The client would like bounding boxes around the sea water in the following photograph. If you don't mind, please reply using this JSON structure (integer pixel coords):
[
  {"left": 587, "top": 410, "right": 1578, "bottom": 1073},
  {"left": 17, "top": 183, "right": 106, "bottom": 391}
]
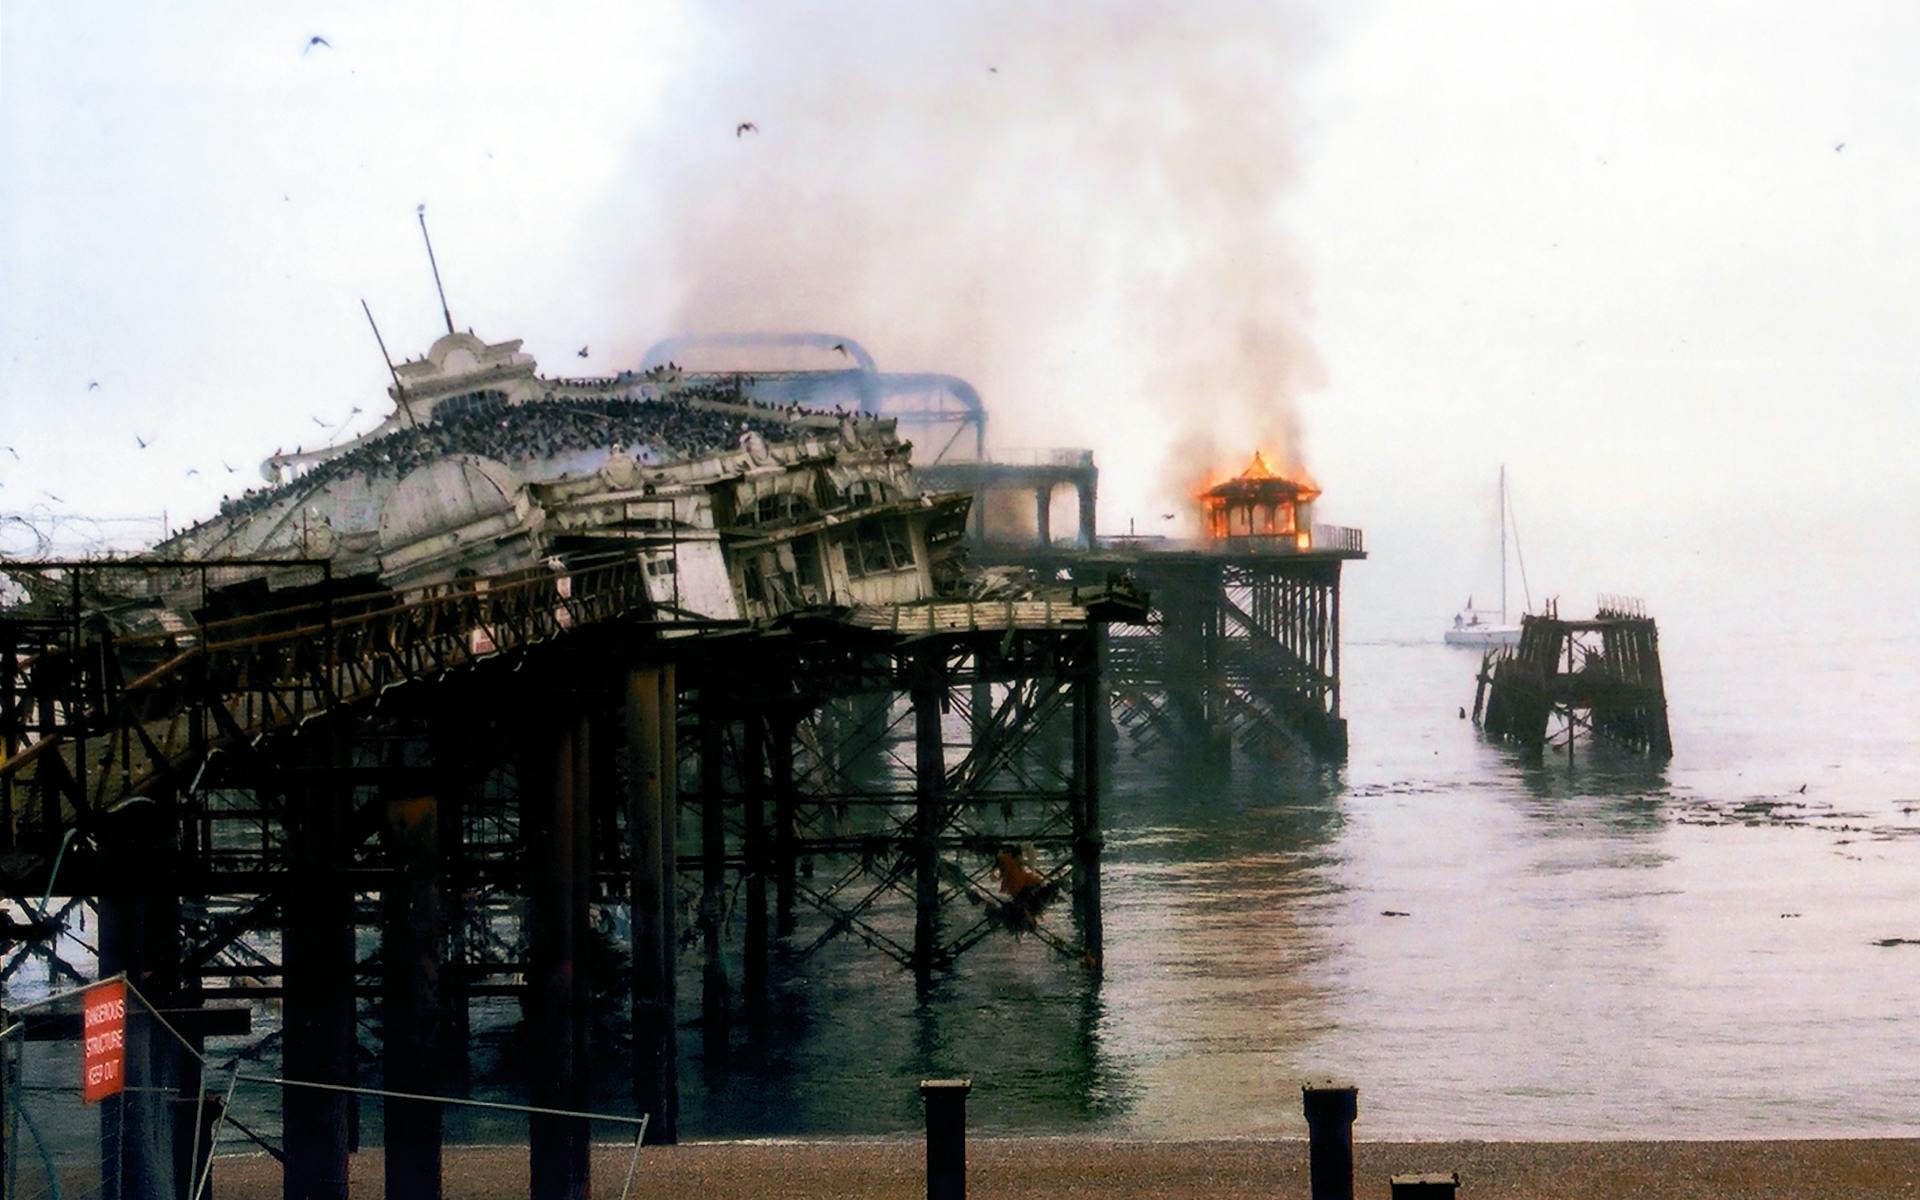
[{"left": 676, "top": 534, "right": 1920, "bottom": 1140}]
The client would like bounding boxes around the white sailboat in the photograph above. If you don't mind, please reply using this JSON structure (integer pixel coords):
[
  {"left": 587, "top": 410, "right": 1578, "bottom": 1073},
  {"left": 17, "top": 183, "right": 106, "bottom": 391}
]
[{"left": 1445, "top": 465, "right": 1526, "bottom": 647}]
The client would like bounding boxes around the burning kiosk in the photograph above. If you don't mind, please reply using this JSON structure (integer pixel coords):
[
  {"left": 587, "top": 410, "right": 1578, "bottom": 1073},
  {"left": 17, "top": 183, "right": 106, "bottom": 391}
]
[{"left": 1200, "top": 451, "right": 1319, "bottom": 550}]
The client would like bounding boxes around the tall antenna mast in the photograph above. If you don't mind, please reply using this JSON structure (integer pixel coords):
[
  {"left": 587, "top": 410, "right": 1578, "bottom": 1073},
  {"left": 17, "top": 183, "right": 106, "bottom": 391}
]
[
  {"left": 361, "top": 299, "right": 417, "bottom": 428},
  {"left": 1499, "top": 464, "right": 1508, "bottom": 624},
  {"left": 416, "top": 204, "right": 455, "bottom": 336}
]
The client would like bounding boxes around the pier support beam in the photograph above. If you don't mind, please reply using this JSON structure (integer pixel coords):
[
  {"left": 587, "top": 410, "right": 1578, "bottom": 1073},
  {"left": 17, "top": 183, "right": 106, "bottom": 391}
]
[
  {"left": 1034, "top": 486, "right": 1052, "bottom": 548},
  {"left": 1069, "top": 642, "right": 1104, "bottom": 972},
  {"left": 626, "top": 666, "right": 678, "bottom": 1143},
  {"left": 381, "top": 788, "right": 443, "bottom": 1200},
  {"left": 741, "top": 711, "right": 769, "bottom": 1009},
  {"left": 770, "top": 710, "right": 798, "bottom": 939},
  {"left": 699, "top": 695, "right": 731, "bottom": 1067},
  {"left": 911, "top": 655, "right": 946, "bottom": 985},
  {"left": 525, "top": 712, "right": 591, "bottom": 1200},
  {"left": 97, "top": 803, "right": 183, "bottom": 1200},
  {"left": 283, "top": 736, "right": 354, "bottom": 1200}
]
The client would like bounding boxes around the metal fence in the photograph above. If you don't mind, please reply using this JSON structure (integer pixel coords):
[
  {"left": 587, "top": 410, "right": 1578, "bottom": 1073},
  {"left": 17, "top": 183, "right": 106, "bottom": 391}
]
[{"left": 2, "top": 974, "right": 651, "bottom": 1200}]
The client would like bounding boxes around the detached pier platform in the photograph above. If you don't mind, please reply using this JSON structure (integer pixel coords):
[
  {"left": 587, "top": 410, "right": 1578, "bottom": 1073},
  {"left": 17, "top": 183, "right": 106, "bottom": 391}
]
[{"left": 1475, "top": 597, "right": 1672, "bottom": 759}]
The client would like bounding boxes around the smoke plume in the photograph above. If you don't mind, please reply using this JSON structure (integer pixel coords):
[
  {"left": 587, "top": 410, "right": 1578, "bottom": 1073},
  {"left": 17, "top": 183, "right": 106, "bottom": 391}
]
[{"left": 610, "top": 1, "right": 1326, "bottom": 528}]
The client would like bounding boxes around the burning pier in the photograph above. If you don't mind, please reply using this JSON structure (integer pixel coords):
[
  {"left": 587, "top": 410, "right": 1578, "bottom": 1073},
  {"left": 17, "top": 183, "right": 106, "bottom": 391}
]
[
  {"left": 0, "top": 327, "right": 1361, "bottom": 1199},
  {"left": 0, "top": 330, "right": 1143, "bottom": 1199},
  {"left": 1473, "top": 596, "right": 1673, "bottom": 760},
  {"left": 983, "top": 452, "right": 1365, "bottom": 760}
]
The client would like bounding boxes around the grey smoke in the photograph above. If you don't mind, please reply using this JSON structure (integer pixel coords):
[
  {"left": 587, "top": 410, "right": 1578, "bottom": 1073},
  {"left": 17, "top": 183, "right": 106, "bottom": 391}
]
[{"left": 610, "top": 1, "right": 1327, "bottom": 523}]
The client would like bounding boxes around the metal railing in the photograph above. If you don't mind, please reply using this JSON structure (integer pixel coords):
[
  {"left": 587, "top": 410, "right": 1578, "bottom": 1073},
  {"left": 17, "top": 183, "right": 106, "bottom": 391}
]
[{"left": 2, "top": 552, "right": 658, "bottom": 834}]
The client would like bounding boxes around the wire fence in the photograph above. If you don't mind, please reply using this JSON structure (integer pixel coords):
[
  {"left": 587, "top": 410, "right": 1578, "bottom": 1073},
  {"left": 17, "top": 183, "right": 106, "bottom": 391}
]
[{"left": 2, "top": 975, "right": 649, "bottom": 1200}]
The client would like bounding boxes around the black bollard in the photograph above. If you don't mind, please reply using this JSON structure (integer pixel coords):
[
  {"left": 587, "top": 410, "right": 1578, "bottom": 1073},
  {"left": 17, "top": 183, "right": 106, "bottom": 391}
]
[
  {"left": 920, "top": 1079, "right": 972, "bottom": 1200},
  {"left": 1301, "top": 1082, "right": 1358, "bottom": 1200},
  {"left": 1390, "top": 1172, "right": 1459, "bottom": 1198}
]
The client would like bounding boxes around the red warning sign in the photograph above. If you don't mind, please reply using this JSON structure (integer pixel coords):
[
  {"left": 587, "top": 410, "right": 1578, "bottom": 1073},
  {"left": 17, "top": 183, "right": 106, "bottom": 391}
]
[{"left": 82, "top": 979, "right": 127, "bottom": 1104}]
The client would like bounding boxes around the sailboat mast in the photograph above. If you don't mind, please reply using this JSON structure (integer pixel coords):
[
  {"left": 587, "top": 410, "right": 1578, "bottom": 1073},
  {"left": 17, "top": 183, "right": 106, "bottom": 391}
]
[{"left": 1499, "top": 464, "right": 1508, "bottom": 623}]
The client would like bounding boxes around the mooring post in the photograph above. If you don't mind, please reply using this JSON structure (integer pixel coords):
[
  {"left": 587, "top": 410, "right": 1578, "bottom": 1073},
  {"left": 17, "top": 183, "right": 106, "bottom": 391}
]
[
  {"left": 741, "top": 710, "right": 769, "bottom": 1008},
  {"left": 626, "top": 666, "right": 678, "bottom": 1142},
  {"left": 920, "top": 1078, "right": 971, "bottom": 1200},
  {"left": 283, "top": 735, "right": 354, "bottom": 1200},
  {"left": 699, "top": 688, "right": 731, "bottom": 1066},
  {"left": 381, "top": 785, "right": 443, "bottom": 1200},
  {"left": 1390, "top": 1172, "right": 1459, "bottom": 1198},
  {"left": 525, "top": 712, "right": 590, "bottom": 1200},
  {"left": 770, "top": 709, "right": 798, "bottom": 939},
  {"left": 1302, "top": 1082, "right": 1359, "bottom": 1200},
  {"left": 911, "top": 654, "right": 946, "bottom": 984}
]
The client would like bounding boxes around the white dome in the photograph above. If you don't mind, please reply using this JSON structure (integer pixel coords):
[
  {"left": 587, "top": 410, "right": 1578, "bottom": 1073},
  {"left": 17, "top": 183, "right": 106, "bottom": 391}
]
[{"left": 377, "top": 455, "right": 525, "bottom": 551}]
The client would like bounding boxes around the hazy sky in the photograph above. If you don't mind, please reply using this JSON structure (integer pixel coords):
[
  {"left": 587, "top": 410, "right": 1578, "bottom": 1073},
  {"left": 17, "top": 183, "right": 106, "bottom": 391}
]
[{"left": 4, "top": 2, "right": 1916, "bottom": 621}]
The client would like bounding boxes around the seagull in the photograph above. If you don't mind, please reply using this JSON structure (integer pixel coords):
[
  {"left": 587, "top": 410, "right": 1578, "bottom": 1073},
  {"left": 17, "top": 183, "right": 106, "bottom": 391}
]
[
  {"left": 312, "top": 416, "right": 329, "bottom": 428},
  {"left": 988, "top": 66, "right": 998, "bottom": 73},
  {"left": 135, "top": 435, "right": 152, "bottom": 449},
  {"left": 44, "top": 491, "right": 63, "bottom": 503},
  {"left": 304, "top": 35, "right": 331, "bottom": 54},
  {"left": 1381, "top": 910, "right": 1411, "bottom": 918},
  {"left": 1795, "top": 783, "right": 1808, "bottom": 794},
  {"left": 223, "top": 461, "right": 237, "bottom": 473},
  {"left": 3, "top": 446, "right": 17, "bottom": 460},
  {"left": 1160, "top": 513, "right": 1175, "bottom": 520},
  {"left": 1834, "top": 142, "right": 1845, "bottom": 153},
  {"left": 87, "top": 381, "right": 100, "bottom": 391},
  {"left": 831, "top": 342, "right": 849, "bottom": 357},
  {"left": 348, "top": 405, "right": 362, "bottom": 415},
  {"left": 735, "top": 122, "right": 758, "bottom": 138},
  {"left": 577, "top": 346, "right": 590, "bottom": 358},
  {"left": 185, "top": 468, "right": 200, "bottom": 477}
]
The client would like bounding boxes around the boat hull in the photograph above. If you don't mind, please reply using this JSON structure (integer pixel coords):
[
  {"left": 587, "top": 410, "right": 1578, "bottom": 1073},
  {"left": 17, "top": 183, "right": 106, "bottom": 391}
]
[{"left": 1444, "top": 625, "right": 1521, "bottom": 648}]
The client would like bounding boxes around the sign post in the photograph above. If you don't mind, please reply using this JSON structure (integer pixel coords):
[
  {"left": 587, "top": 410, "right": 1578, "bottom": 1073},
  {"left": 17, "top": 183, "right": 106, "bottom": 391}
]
[{"left": 82, "top": 979, "right": 127, "bottom": 1105}]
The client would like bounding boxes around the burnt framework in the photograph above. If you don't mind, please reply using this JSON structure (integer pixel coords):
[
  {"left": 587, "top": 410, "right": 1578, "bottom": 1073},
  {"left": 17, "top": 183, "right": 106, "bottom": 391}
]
[
  {"left": 1474, "top": 599, "right": 1672, "bottom": 760},
  {"left": 0, "top": 561, "right": 1130, "bottom": 1199},
  {"left": 989, "top": 547, "right": 1360, "bottom": 761}
]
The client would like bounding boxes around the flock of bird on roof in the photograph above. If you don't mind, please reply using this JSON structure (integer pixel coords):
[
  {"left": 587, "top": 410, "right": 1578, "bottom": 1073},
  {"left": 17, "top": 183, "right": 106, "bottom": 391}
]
[{"left": 191, "top": 387, "right": 825, "bottom": 540}]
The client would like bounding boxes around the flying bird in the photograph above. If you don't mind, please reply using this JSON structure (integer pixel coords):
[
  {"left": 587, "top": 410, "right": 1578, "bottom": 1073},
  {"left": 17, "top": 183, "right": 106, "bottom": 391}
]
[
  {"left": 44, "top": 492, "right": 63, "bottom": 503},
  {"left": 348, "top": 405, "right": 362, "bottom": 415},
  {"left": 577, "top": 346, "right": 590, "bottom": 358},
  {"left": 3, "top": 446, "right": 17, "bottom": 460},
  {"left": 735, "top": 122, "right": 758, "bottom": 137},
  {"left": 312, "top": 415, "right": 330, "bottom": 428},
  {"left": 988, "top": 66, "right": 998, "bottom": 73},
  {"left": 223, "top": 461, "right": 237, "bottom": 473},
  {"left": 135, "top": 435, "right": 152, "bottom": 449},
  {"left": 831, "top": 342, "right": 849, "bottom": 357},
  {"left": 1835, "top": 142, "right": 1846, "bottom": 153},
  {"left": 304, "top": 35, "right": 331, "bottom": 54},
  {"left": 185, "top": 468, "right": 200, "bottom": 477},
  {"left": 87, "top": 381, "right": 100, "bottom": 391},
  {"left": 1160, "top": 513, "right": 1176, "bottom": 520}
]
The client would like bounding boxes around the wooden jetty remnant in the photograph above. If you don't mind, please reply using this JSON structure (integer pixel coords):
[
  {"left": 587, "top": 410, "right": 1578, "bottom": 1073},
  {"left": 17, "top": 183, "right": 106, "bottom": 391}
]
[{"left": 1474, "top": 596, "right": 1672, "bottom": 760}]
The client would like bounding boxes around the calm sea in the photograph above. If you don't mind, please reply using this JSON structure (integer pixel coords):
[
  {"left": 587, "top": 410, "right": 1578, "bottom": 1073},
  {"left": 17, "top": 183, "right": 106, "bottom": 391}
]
[{"left": 675, "top": 537, "right": 1920, "bottom": 1141}]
